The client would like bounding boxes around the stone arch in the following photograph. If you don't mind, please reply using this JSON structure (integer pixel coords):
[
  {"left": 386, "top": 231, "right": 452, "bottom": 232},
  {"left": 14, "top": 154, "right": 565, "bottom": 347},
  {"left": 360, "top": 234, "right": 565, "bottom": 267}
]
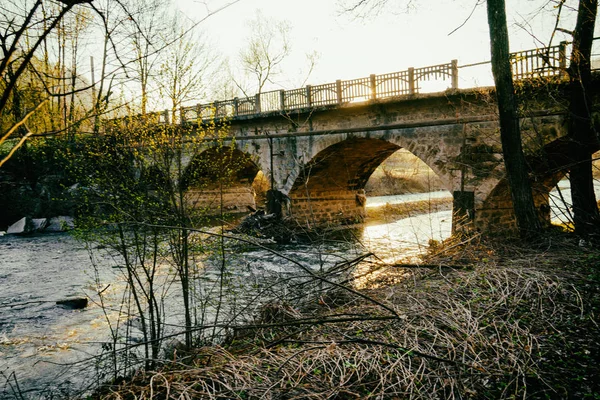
[
  {"left": 476, "top": 135, "right": 580, "bottom": 233},
  {"left": 181, "top": 146, "right": 261, "bottom": 213},
  {"left": 288, "top": 136, "right": 451, "bottom": 226},
  {"left": 478, "top": 172, "right": 565, "bottom": 232},
  {"left": 281, "top": 128, "right": 458, "bottom": 196}
]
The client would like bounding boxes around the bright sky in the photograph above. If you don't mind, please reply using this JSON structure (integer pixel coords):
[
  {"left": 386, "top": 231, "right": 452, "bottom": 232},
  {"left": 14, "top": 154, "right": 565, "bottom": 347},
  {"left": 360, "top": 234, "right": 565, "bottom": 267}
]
[{"left": 170, "top": 0, "right": 598, "bottom": 96}]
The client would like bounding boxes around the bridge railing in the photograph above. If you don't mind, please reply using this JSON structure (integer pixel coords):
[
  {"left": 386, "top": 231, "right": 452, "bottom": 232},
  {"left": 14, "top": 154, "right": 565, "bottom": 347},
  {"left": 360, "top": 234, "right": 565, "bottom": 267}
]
[
  {"left": 509, "top": 41, "right": 568, "bottom": 80},
  {"left": 115, "top": 40, "right": 598, "bottom": 128},
  {"left": 178, "top": 60, "right": 460, "bottom": 124}
]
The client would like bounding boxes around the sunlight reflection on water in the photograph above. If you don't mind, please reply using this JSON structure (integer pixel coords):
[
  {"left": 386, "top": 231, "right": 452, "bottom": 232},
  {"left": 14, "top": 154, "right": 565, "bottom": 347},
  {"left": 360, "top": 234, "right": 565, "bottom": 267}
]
[{"left": 362, "top": 210, "right": 453, "bottom": 264}]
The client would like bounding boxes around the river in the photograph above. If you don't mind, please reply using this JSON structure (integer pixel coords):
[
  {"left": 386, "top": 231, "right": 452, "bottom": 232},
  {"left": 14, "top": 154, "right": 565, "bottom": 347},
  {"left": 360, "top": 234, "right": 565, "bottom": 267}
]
[{"left": 0, "top": 183, "right": 588, "bottom": 399}]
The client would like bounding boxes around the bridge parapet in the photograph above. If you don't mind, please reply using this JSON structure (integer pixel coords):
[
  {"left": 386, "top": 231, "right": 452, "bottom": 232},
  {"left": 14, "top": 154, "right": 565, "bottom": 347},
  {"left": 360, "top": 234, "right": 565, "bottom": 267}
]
[{"left": 181, "top": 61, "right": 458, "bottom": 123}]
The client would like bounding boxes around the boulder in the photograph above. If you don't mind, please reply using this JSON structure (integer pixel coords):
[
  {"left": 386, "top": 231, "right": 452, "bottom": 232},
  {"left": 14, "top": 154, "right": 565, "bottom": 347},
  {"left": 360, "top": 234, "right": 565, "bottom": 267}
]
[
  {"left": 45, "top": 216, "right": 75, "bottom": 232},
  {"left": 31, "top": 218, "right": 47, "bottom": 232},
  {"left": 56, "top": 297, "right": 88, "bottom": 309},
  {"left": 6, "top": 217, "right": 33, "bottom": 235}
]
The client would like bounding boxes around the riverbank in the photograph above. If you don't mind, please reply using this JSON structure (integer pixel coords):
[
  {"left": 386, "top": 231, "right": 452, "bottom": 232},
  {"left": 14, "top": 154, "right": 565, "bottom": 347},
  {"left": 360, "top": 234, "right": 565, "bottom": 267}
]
[
  {"left": 91, "top": 232, "right": 600, "bottom": 399},
  {"left": 366, "top": 197, "right": 452, "bottom": 225}
]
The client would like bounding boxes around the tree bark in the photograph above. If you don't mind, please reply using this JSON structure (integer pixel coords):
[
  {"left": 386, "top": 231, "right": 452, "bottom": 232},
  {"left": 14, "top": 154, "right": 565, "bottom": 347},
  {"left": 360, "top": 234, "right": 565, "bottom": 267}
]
[
  {"left": 486, "top": 0, "right": 542, "bottom": 237},
  {"left": 567, "top": 0, "right": 599, "bottom": 235}
]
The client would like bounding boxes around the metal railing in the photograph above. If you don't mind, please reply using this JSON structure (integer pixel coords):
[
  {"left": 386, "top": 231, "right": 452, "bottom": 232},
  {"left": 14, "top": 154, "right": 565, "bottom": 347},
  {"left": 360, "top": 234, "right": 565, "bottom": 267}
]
[{"left": 110, "top": 40, "right": 598, "bottom": 129}]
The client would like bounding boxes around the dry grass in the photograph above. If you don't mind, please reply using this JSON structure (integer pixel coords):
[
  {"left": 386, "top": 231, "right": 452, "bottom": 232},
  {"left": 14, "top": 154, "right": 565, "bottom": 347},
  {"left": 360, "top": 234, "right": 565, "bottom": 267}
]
[{"left": 94, "top": 235, "right": 600, "bottom": 399}]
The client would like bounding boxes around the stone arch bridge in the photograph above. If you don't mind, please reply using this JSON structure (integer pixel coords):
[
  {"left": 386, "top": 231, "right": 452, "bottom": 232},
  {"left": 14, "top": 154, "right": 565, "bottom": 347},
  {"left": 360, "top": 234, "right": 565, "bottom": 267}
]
[{"left": 112, "top": 42, "right": 600, "bottom": 233}]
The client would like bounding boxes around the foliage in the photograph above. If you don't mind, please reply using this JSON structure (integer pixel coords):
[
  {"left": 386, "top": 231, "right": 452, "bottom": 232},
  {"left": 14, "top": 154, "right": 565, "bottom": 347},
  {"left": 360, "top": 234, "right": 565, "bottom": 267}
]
[{"left": 68, "top": 118, "right": 262, "bottom": 379}]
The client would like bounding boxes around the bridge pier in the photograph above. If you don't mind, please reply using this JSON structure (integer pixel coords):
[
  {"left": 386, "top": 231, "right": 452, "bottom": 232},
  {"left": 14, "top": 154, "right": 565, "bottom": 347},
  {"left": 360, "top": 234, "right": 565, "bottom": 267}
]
[
  {"left": 289, "top": 188, "right": 367, "bottom": 227},
  {"left": 452, "top": 191, "right": 475, "bottom": 233}
]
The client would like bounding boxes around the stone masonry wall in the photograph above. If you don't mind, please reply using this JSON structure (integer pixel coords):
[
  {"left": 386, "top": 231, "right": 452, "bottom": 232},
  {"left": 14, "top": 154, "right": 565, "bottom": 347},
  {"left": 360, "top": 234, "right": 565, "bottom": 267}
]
[
  {"left": 289, "top": 189, "right": 366, "bottom": 228},
  {"left": 185, "top": 186, "right": 255, "bottom": 214},
  {"left": 474, "top": 181, "right": 553, "bottom": 233},
  {"left": 191, "top": 80, "right": 600, "bottom": 233}
]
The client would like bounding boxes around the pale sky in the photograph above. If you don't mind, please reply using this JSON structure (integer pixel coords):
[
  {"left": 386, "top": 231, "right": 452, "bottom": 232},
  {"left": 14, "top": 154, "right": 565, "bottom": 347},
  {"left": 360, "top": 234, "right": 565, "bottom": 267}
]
[{"left": 171, "top": 0, "right": 598, "bottom": 97}]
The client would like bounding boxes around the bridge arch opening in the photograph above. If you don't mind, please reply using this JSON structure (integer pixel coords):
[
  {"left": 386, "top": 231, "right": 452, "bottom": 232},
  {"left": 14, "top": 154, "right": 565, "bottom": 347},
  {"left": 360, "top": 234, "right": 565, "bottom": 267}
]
[
  {"left": 478, "top": 172, "right": 566, "bottom": 233},
  {"left": 288, "top": 137, "right": 451, "bottom": 227},
  {"left": 365, "top": 148, "right": 446, "bottom": 196},
  {"left": 181, "top": 147, "right": 261, "bottom": 213},
  {"left": 477, "top": 137, "right": 600, "bottom": 233}
]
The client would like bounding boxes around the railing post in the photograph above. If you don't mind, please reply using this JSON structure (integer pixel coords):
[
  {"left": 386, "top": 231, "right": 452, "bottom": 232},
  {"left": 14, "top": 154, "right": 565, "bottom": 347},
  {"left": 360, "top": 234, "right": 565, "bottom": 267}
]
[
  {"left": 254, "top": 93, "right": 261, "bottom": 113},
  {"left": 336, "top": 80, "right": 343, "bottom": 104},
  {"left": 408, "top": 67, "right": 415, "bottom": 94},
  {"left": 306, "top": 85, "right": 312, "bottom": 107},
  {"left": 196, "top": 103, "right": 202, "bottom": 123},
  {"left": 451, "top": 60, "right": 459, "bottom": 90},
  {"left": 233, "top": 98, "right": 239, "bottom": 116},
  {"left": 164, "top": 109, "right": 170, "bottom": 124},
  {"left": 213, "top": 101, "right": 219, "bottom": 118},
  {"left": 559, "top": 41, "right": 568, "bottom": 77},
  {"left": 370, "top": 74, "right": 377, "bottom": 100},
  {"left": 279, "top": 90, "right": 286, "bottom": 111}
]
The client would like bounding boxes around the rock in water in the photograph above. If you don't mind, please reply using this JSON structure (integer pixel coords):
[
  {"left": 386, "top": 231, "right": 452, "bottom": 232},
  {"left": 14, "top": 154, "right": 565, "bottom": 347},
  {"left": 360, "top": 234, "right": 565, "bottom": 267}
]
[
  {"left": 6, "top": 217, "right": 33, "bottom": 235},
  {"left": 45, "top": 216, "right": 75, "bottom": 232},
  {"left": 56, "top": 297, "right": 88, "bottom": 309},
  {"left": 31, "top": 218, "right": 47, "bottom": 232}
]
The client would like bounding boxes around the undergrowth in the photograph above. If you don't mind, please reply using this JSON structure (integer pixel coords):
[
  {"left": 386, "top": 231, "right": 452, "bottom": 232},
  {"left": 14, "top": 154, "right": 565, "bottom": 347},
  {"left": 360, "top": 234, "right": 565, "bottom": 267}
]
[{"left": 92, "top": 234, "right": 600, "bottom": 399}]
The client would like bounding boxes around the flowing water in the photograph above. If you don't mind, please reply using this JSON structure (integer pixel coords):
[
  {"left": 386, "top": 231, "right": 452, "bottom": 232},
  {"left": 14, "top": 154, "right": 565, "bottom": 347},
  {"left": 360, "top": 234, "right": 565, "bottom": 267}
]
[{"left": 0, "top": 190, "right": 480, "bottom": 398}]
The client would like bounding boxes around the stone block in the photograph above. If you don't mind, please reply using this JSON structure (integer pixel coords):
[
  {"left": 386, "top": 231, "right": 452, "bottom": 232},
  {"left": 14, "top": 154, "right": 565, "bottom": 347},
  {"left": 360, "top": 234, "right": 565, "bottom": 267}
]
[{"left": 7, "top": 217, "right": 33, "bottom": 235}]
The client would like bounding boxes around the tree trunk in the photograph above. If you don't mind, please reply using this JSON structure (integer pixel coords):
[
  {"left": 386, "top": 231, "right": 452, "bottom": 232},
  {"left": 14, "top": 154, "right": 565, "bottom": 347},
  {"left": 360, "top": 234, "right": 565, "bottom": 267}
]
[
  {"left": 568, "top": 0, "right": 599, "bottom": 235},
  {"left": 486, "top": 0, "right": 542, "bottom": 237}
]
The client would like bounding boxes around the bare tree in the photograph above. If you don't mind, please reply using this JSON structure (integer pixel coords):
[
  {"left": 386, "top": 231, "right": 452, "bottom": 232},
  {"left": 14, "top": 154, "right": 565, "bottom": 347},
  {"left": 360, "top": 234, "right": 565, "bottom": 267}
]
[
  {"left": 88, "top": 0, "right": 131, "bottom": 134},
  {"left": 339, "top": 0, "right": 417, "bottom": 18},
  {"left": 157, "top": 12, "right": 219, "bottom": 122},
  {"left": 486, "top": 0, "right": 542, "bottom": 237},
  {"left": 0, "top": 0, "right": 95, "bottom": 167},
  {"left": 564, "top": 0, "right": 600, "bottom": 235},
  {"left": 235, "top": 12, "right": 291, "bottom": 95},
  {"left": 126, "top": 0, "right": 168, "bottom": 115}
]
